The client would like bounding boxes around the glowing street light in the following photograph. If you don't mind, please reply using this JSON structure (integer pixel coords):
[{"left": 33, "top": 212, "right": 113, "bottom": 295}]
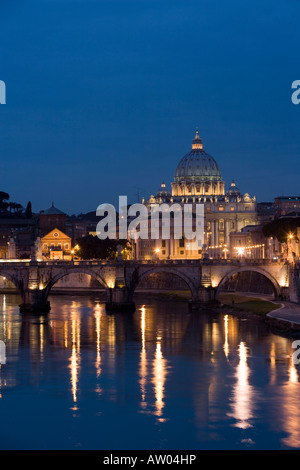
[
  {"left": 237, "top": 247, "right": 245, "bottom": 257},
  {"left": 287, "top": 233, "right": 295, "bottom": 262}
]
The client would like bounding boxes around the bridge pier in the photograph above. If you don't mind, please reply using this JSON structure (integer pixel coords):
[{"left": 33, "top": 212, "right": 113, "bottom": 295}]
[
  {"left": 106, "top": 268, "right": 136, "bottom": 312},
  {"left": 19, "top": 289, "right": 51, "bottom": 314},
  {"left": 189, "top": 286, "right": 218, "bottom": 310}
]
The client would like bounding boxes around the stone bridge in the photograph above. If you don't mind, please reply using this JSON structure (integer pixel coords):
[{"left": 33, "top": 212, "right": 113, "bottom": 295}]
[{"left": 0, "top": 258, "right": 292, "bottom": 313}]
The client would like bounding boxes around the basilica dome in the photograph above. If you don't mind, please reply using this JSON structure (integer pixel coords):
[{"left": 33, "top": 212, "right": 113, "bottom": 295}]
[{"left": 174, "top": 131, "right": 222, "bottom": 183}]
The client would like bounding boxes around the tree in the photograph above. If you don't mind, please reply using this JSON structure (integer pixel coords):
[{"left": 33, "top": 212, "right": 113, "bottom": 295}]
[
  {"left": 14, "top": 203, "right": 23, "bottom": 214},
  {"left": 76, "top": 235, "right": 131, "bottom": 260},
  {"left": 262, "top": 217, "right": 300, "bottom": 243},
  {"left": 25, "top": 201, "right": 32, "bottom": 219},
  {"left": 9, "top": 202, "right": 17, "bottom": 213},
  {"left": 0, "top": 191, "right": 9, "bottom": 212}
]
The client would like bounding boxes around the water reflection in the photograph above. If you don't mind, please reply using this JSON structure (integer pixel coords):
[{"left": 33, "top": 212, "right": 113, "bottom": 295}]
[
  {"left": 279, "top": 359, "right": 300, "bottom": 448},
  {"left": 0, "top": 295, "right": 300, "bottom": 449},
  {"left": 139, "top": 306, "right": 169, "bottom": 420},
  {"left": 228, "top": 342, "right": 256, "bottom": 430},
  {"left": 153, "top": 336, "right": 168, "bottom": 419},
  {"left": 139, "top": 306, "right": 147, "bottom": 407},
  {"left": 223, "top": 315, "right": 229, "bottom": 359},
  {"left": 69, "top": 306, "right": 81, "bottom": 409},
  {"left": 95, "top": 303, "right": 102, "bottom": 380}
]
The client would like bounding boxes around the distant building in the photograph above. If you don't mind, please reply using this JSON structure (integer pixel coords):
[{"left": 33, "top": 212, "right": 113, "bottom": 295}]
[
  {"left": 274, "top": 197, "right": 300, "bottom": 217},
  {"left": 229, "top": 231, "right": 251, "bottom": 258},
  {"left": 0, "top": 217, "right": 38, "bottom": 259},
  {"left": 257, "top": 202, "right": 275, "bottom": 223},
  {"left": 229, "top": 224, "right": 284, "bottom": 260},
  {"left": 39, "top": 203, "right": 66, "bottom": 236},
  {"left": 41, "top": 228, "right": 72, "bottom": 260},
  {"left": 66, "top": 219, "right": 87, "bottom": 245}
]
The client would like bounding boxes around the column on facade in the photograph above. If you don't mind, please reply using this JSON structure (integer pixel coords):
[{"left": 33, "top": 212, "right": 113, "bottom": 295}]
[
  {"left": 225, "top": 219, "right": 230, "bottom": 248},
  {"left": 214, "top": 220, "right": 219, "bottom": 248},
  {"left": 211, "top": 219, "right": 215, "bottom": 248}
]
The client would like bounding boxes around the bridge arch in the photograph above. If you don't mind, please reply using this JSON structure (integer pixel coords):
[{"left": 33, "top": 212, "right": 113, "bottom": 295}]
[
  {"left": 0, "top": 270, "right": 22, "bottom": 296},
  {"left": 129, "top": 267, "right": 199, "bottom": 301},
  {"left": 43, "top": 268, "right": 110, "bottom": 299},
  {"left": 215, "top": 266, "right": 281, "bottom": 300}
]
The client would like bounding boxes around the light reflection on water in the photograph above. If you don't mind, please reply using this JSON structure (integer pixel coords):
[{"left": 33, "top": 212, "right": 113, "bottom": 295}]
[
  {"left": 0, "top": 294, "right": 300, "bottom": 450},
  {"left": 228, "top": 341, "right": 256, "bottom": 430}
]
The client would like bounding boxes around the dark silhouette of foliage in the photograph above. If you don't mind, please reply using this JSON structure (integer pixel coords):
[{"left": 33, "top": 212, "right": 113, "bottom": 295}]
[
  {"left": 76, "top": 235, "right": 131, "bottom": 260},
  {"left": 0, "top": 191, "right": 9, "bottom": 212},
  {"left": 25, "top": 201, "right": 32, "bottom": 218},
  {"left": 262, "top": 217, "right": 300, "bottom": 243}
]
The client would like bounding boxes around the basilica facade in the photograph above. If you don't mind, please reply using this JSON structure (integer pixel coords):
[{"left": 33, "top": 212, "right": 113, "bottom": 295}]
[{"left": 137, "top": 131, "right": 258, "bottom": 260}]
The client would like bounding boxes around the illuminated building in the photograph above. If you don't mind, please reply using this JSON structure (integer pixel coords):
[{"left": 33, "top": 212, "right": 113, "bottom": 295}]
[
  {"left": 41, "top": 228, "right": 72, "bottom": 260},
  {"left": 274, "top": 196, "right": 300, "bottom": 217},
  {"left": 139, "top": 131, "right": 258, "bottom": 259}
]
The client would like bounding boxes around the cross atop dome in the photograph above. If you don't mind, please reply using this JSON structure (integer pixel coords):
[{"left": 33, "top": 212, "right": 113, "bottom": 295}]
[{"left": 192, "top": 129, "right": 203, "bottom": 150}]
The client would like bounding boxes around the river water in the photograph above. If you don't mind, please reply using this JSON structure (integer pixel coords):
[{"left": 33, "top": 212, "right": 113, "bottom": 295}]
[{"left": 0, "top": 293, "right": 299, "bottom": 450}]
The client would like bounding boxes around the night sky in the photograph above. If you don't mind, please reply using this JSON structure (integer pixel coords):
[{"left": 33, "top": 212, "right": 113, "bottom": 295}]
[{"left": 0, "top": 0, "right": 300, "bottom": 215}]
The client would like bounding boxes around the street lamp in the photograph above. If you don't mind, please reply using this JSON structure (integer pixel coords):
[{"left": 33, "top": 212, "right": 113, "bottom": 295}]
[{"left": 287, "top": 233, "right": 294, "bottom": 261}]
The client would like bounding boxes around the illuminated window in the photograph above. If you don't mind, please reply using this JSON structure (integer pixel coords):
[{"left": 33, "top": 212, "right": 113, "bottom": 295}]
[
  {"left": 219, "top": 206, "right": 224, "bottom": 212},
  {"left": 231, "top": 206, "right": 235, "bottom": 211},
  {"left": 64, "top": 243, "right": 69, "bottom": 250}
]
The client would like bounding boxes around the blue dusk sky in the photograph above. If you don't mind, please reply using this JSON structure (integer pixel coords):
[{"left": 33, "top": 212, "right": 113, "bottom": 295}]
[{"left": 0, "top": 0, "right": 300, "bottom": 214}]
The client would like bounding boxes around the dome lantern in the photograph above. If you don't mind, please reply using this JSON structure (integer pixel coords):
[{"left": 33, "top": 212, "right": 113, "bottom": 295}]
[
  {"left": 192, "top": 129, "right": 203, "bottom": 150},
  {"left": 174, "top": 131, "right": 222, "bottom": 184}
]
